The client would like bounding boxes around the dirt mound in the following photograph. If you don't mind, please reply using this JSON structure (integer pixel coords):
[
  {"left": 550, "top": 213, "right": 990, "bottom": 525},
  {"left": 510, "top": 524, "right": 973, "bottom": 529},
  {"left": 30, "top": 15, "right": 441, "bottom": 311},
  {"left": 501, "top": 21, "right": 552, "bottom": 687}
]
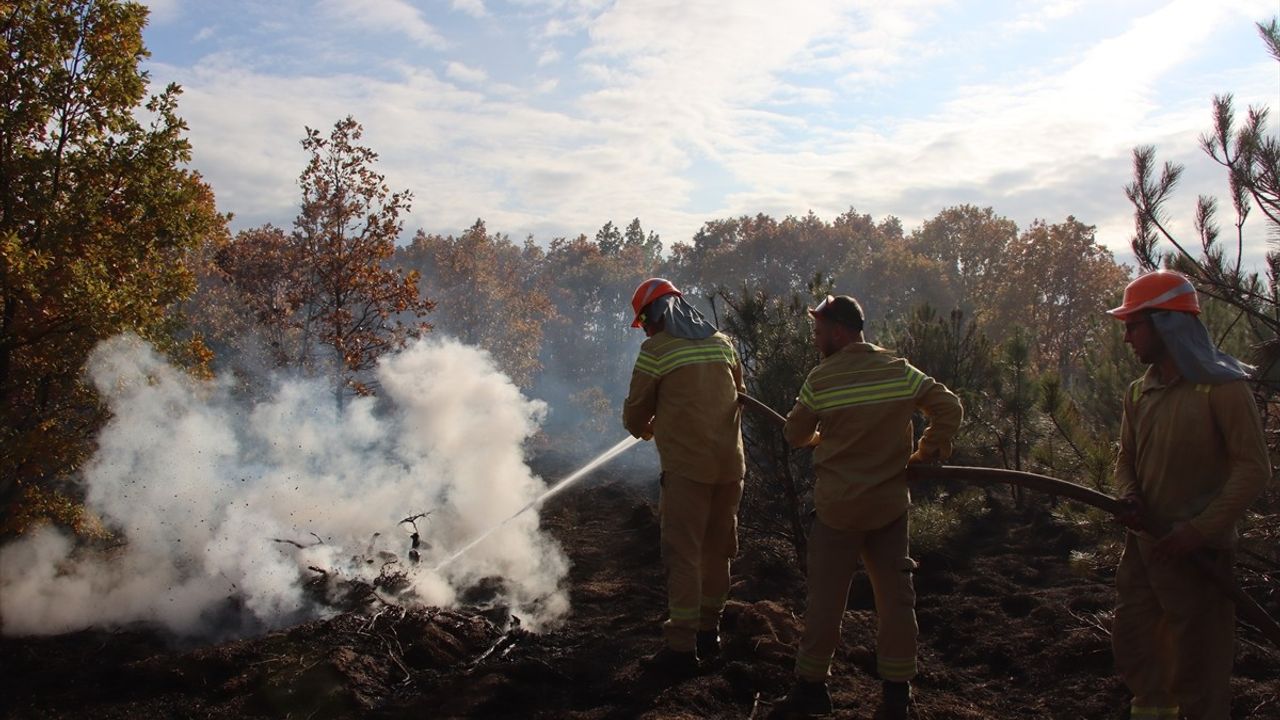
[{"left": 3, "top": 476, "right": 1278, "bottom": 719}]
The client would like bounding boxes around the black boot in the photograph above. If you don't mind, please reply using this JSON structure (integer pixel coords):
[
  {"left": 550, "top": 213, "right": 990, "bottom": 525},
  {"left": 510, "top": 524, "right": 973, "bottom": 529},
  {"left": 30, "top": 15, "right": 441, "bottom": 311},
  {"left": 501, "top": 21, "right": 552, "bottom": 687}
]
[
  {"left": 874, "top": 680, "right": 911, "bottom": 720},
  {"left": 640, "top": 647, "right": 700, "bottom": 680},
  {"left": 770, "top": 679, "right": 833, "bottom": 718},
  {"left": 696, "top": 630, "right": 721, "bottom": 660}
]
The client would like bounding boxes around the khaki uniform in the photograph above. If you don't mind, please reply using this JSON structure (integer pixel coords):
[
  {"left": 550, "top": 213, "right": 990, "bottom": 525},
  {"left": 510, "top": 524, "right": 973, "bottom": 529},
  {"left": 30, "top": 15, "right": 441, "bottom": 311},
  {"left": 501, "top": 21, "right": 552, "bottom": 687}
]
[
  {"left": 1112, "top": 370, "right": 1270, "bottom": 720},
  {"left": 623, "top": 331, "right": 746, "bottom": 652},
  {"left": 784, "top": 343, "right": 962, "bottom": 681}
]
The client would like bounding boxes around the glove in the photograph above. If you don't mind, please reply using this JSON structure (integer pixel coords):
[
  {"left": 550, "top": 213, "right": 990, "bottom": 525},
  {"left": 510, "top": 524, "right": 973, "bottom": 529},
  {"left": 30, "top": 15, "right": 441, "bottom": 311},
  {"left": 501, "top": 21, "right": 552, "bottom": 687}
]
[
  {"left": 908, "top": 447, "right": 939, "bottom": 465},
  {"left": 1115, "top": 493, "right": 1146, "bottom": 532}
]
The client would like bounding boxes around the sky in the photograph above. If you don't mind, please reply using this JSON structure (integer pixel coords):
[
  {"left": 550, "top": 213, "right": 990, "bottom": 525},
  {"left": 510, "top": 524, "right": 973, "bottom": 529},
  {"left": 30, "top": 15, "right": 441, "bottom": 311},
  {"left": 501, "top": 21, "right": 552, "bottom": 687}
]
[{"left": 138, "top": 0, "right": 1279, "bottom": 264}]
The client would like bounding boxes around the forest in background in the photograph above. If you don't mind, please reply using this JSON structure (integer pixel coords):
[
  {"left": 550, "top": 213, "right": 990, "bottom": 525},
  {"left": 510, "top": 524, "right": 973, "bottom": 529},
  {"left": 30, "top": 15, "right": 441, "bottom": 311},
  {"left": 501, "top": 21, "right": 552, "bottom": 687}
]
[{"left": 3, "top": 3, "right": 1278, "bottom": 569}]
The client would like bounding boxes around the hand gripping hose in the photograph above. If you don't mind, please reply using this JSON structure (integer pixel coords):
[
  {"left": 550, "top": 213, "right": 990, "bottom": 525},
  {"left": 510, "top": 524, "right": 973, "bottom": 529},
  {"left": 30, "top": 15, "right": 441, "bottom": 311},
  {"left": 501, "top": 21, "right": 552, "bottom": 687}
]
[{"left": 738, "top": 393, "right": 1280, "bottom": 649}]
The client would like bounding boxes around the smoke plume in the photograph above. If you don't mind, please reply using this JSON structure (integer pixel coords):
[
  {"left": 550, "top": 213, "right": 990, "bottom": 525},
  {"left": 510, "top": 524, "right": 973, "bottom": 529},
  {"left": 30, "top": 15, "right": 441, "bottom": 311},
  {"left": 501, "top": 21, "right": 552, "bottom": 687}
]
[{"left": 1, "top": 335, "right": 571, "bottom": 636}]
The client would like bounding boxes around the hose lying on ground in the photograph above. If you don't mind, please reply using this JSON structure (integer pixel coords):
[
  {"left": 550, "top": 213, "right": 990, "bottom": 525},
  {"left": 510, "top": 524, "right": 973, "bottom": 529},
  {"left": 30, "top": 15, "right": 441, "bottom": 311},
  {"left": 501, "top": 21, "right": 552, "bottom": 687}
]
[{"left": 738, "top": 393, "right": 1280, "bottom": 649}]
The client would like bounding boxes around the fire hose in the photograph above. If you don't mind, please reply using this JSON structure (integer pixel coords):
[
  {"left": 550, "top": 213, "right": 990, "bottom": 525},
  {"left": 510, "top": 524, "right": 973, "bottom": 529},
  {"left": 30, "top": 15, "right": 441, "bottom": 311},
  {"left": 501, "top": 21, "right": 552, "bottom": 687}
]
[{"left": 738, "top": 392, "right": 1280, "bottom": 649}]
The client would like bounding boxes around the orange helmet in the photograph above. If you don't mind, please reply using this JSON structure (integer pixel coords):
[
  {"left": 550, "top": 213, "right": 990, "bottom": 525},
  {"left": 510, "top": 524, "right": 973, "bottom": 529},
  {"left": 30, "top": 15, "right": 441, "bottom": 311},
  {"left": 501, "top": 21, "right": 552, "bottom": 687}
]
[
  {"left": 630, "top": 278, "right": 681, "bottom": 328},
  {"left": 1107, "top": 270, "right": 1200, "bottom": 319}
]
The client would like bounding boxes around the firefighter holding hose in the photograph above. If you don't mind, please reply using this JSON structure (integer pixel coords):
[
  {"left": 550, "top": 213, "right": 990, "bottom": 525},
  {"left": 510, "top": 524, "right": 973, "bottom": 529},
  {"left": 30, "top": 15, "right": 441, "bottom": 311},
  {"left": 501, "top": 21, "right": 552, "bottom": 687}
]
[
  {"left": 776, "top": 294, "right": 963, "bottom": 719},
  {"left": 1107, "top": 270, "right": 1271, "bottom": 720},
  {"left": 622, "top": 278, "right": 746, "bottom": 677}
]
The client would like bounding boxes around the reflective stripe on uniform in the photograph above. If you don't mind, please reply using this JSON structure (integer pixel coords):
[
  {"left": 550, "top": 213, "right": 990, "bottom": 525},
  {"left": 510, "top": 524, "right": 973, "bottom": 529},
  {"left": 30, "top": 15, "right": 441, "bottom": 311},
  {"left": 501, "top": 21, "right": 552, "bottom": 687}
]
[
  {"left": 668, "top": 604, "right": 701, "bottom": 622},
  {"left": 700, "top": 593, "right": 728, "bottom": 611},
  {"left": 634, "top": 344, "right": 736, "bottom": 378},
  {"left": 876, "top": 655, "right": 916, "bottom": 681},
  {"left": 795, "top": 652, "right": 833, "bottom": 678},
  {"left": 799, "top": 367, "right": 925, "bottom": 411}
]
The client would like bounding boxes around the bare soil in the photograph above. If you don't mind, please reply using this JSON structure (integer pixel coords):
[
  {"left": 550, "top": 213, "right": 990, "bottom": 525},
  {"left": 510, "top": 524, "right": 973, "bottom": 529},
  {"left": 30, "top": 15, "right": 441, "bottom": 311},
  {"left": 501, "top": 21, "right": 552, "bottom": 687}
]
[{"left": 3, "top": 476, "right": 1278, "bottom": 719}]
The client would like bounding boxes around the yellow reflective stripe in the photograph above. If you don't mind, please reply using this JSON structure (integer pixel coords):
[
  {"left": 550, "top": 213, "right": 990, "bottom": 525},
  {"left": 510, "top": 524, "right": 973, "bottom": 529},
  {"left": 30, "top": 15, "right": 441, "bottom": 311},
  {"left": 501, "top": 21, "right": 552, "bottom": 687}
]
[
  {"left": 804, "top": 368, "right": 925, "bottom": 411},
  {"left": 668, "top": 605, "right": 700, "bottom": 621},
  {"left": 1195, "top": 384, "right": 1210, "bottom": 393},
  {"left": 635, "top": 344, "right": 734, "bottom": 378},
  {"left": 795, "top": 652, "right": 832, "bottom": 676},
  {"left": 700, "top": 593, "right": 728, "bottom": 610},
  {"left": 877, "top": 656, "right": 916, "bottom": 680}
]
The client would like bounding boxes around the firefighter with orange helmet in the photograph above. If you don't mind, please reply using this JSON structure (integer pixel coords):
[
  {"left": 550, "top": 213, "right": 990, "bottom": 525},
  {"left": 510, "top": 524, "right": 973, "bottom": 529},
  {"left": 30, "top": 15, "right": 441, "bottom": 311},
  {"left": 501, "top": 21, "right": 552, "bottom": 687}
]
[
  {"left": 622, "top": 278, "right": 746, "bottom": 677},
  {"left": 1107, "top": 270, "right": 1270, "bottom": 720}
]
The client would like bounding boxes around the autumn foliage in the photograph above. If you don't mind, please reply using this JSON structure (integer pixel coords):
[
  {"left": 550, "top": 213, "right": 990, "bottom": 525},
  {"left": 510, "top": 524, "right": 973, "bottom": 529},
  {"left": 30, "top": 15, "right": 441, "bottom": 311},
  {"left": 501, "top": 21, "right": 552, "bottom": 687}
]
[
  {"left": 4, "top": 2, "right": 1276, "bottom": 557},
  {"left": 0, "top": 0, "right": 224, "bottom": 530}
]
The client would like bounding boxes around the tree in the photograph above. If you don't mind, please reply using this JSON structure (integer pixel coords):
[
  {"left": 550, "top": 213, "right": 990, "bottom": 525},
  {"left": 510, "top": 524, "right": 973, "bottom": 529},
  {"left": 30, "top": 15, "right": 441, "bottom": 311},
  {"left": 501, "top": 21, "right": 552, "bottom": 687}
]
[
  {"left": 716, "top": 283, "right": 821, "bottom": 565},
  {"left": 1126, "top": 18, "right": 1280, "bottom": 382},
  {"left": 0, "top": 0, "right": 224, "bottom": 531},
  {"left": 595, "top": 220, "right": 623, "bottom": 255},
  {"left": 528, "top": 232, "right": 661, "bottom": 449},
  {"left": 399, "top": 219, "right": 551, "bottom": 387},
  {"left": 907, "top": 205, "right": 1019, "bottom": 315},
  {"left": 984, "top": 218, "right": 1129, "bottom": 378},
  {"left": 991, "top": 330, "right": 1040, "bottom": 506},
  {"left": 290, "top": 116, "right": 433, "bottom": 406},
  {"left": 623, "top": 217, "right": 662, "bottom": 264},
  {"left": 878, "top": 304, "right": 993, "bottom": 400},
  {"left": 178, "top": 223, "right": 305, "bottom": 390},
  {"left": 212, "top": 226, "right": 301, "bottom": 363},
  {"left": 1037, "top": 373, "right": 1116, "bottom": 492}
]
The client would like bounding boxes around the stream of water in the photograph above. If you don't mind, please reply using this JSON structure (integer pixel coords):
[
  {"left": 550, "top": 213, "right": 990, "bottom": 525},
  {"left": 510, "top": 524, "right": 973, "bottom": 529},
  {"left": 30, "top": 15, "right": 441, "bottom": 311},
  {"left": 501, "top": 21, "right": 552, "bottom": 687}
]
[{"left": 433, "top": 435, "right": 642, "bottom": 571}]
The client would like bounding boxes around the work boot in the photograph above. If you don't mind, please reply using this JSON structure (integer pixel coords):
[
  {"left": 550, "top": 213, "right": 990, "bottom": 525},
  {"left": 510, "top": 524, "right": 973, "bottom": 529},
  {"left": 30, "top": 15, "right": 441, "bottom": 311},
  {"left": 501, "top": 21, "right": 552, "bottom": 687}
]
[
  {"left": 874, "top": 680, "right": 911, "bottom": 720},
  {"left": 770, "top": 679, "right": 833, "bottom": 717},
  {"left": 696, "top": 630, "right": 721, "bottom": 660},
  {"left": 640, "top": 647, "right": 700, "bottom": 680}
]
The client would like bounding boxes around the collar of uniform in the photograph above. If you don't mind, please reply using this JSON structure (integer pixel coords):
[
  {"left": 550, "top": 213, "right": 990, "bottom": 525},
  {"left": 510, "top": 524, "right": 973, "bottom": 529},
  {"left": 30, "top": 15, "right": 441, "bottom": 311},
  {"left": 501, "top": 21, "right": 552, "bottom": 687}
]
[
  {"left": 838, "top": 341, "right": 884, "bottom": 355},
  {"left": 1139, "top": 365, "right": 1183, "bottom": 392}
]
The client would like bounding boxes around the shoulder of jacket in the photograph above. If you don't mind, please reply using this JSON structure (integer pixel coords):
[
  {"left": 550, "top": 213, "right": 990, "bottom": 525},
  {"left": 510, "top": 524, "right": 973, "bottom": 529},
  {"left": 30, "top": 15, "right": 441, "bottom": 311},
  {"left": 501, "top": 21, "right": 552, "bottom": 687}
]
[
  {"left": 639, "top": 332, "right": 679, "bottom": 354},
  {"left": 1205, "top": 378, "right": 1253, "bottom": 400}
]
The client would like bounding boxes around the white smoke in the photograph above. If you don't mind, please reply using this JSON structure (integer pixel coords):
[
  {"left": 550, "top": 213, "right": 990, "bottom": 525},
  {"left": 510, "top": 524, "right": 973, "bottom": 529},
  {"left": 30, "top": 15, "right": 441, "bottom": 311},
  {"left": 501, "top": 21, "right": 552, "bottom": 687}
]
[{"left": 0, "top": 334, "right": 572, "bottom": 636}]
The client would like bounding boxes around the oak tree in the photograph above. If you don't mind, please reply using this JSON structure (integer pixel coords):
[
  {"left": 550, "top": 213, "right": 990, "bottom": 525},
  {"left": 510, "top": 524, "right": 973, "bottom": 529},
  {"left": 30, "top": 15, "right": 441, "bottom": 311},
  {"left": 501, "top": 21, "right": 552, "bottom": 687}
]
[
  {"left": 289, "top": 117, "right": 433, "bottom": 406},
  {"left": 0, "top": 0, "right": 224, "bottom": 531}
]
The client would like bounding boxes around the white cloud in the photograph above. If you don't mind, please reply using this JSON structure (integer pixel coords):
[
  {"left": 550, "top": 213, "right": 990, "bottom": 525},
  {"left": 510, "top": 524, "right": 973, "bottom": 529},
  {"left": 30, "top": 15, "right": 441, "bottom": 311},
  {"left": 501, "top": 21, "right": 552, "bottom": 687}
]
[
  {"left": 446, "top": 61, "right": 489, "bottom": 85},
  {"left": 1003, "top": 0, "right": 1086, "bottom": 33},
  {"left": 452, "top": 0, "right": 488, "bottom": 18},
  {"left": 316, "top": 0, "right": 447, "bottom": 48},
  {"left": 140, "top": 0, "right": 180, "bottom": 24},
  {"left": 141, "top": 0, "right": 1278, "bottom": 267},
  {"left": 683, "top": 0, "right": 1279, "bottom": 257}
]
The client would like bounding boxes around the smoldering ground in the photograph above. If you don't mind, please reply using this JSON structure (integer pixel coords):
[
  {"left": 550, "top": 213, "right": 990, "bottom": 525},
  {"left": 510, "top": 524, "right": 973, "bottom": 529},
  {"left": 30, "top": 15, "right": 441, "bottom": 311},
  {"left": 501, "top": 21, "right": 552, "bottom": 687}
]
[{"left": 0, "top": 335, "right": 578, "bottom": 638}]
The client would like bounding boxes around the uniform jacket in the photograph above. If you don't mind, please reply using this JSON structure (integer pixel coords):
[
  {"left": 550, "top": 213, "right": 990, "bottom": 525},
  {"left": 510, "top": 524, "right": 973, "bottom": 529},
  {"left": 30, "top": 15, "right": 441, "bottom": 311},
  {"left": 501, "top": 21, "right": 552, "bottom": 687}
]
[
  {"left": 623, "top": 331, "right": 746, "bottom": 483},
  {"left": 784, "top": 342, "right": 963, "bottom": 531},
  {"left": 1114, "top": 368, "right": 1270, "bottom": 547}
]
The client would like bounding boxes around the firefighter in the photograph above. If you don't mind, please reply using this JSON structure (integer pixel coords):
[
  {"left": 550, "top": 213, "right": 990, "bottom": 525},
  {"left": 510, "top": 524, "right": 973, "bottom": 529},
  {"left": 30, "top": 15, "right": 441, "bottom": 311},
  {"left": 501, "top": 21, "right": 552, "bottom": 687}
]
[
  {"left": 1107, "top": 270, "right": 1270, "bottom": 720},
  {"left": 622, "top": 278, "right": 746, "bottom": 677},
  {"left": 776, "top": 294, "right": 962, "bottom": 719}
]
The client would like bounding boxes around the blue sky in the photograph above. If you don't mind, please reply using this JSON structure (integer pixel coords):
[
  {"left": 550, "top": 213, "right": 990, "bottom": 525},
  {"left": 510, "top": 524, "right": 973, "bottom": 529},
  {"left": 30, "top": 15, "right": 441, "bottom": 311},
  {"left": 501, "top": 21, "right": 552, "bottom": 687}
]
[{"left": 139, "top": 0, "right": 1279, "bottom": 264}]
